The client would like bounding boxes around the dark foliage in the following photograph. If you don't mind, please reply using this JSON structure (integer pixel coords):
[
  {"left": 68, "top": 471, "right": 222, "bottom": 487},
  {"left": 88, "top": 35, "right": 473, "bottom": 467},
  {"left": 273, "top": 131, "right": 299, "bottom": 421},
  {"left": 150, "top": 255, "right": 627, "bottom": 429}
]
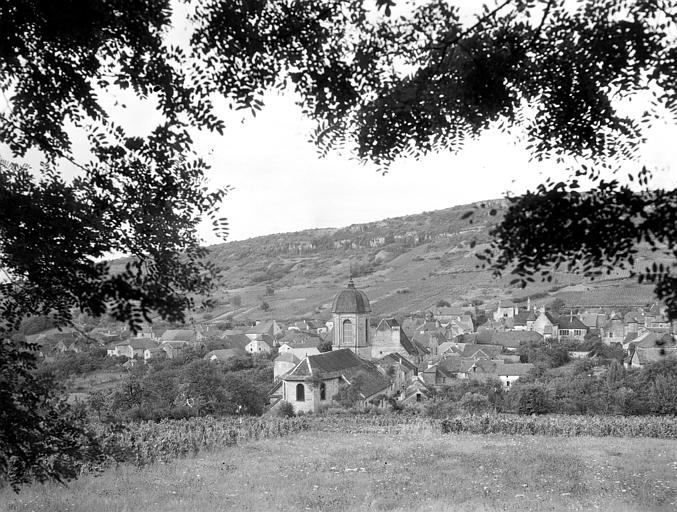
[
  {"left": 517, "top": 385, "right": 550, "bottom": 415},
  {"left": 0, "top": 337, "right": 102, "bottom": 490}
]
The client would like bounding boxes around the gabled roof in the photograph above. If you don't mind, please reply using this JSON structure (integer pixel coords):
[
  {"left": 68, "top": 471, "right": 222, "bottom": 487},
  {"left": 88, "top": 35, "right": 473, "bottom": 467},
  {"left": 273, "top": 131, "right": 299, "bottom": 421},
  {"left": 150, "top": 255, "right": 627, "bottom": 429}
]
[
  {"left": 436, "top": 306, "right": 470, "bottom": 317},
  {"left": 557, "top": 316, "right": 588, "bottom": 330},
  {"left": 341, "top": 363, "right": 391, "bottom": 399},
  {"left": 204, "top": 349, "right": 240, "bottom": 361},
  {"left": 476, "top": 329, "right": 543, "bottom": 348},
  {"left": 221, "top": 333, "right": 251, "bottom": 350},
  {"left": 307, "top": 349, "right": 364, "bottom": 374},
  {"left": 633, "top": 347, "right": 677, "bottom": 365},
  {"left": 275, "top": 352, "right": 300, "bottom": 364},
  {"left": 279, "top": 330, "right": 322, "bottom": 346},
  {"left": 282, "top": 349, "right": 390, "bottom": 398},
  {"left": 437, "top": 341, "right": 459, "bottom": 355},
  {"left": 410, "top": 337, "right": 431, "bottom": 356},
  {"left": 438, "top": 357, "right": 477, "bottom": 375},
  {"left": 624, "top": 310, "right": 645, "bottom": 323},
  {"left": 161, "top": 340, "right": 188, "bottom": 349},
  {"left": 377, "top": 318, "right": 400, "bottom": 329},
  {"left": 396, "top": 328, "right": 417, "bottom": 356},
  {"left": 118, "top": 338, "right": 157, "bottom": 350},
  {"left": 631, "top": 332, "right": 676, "bottom": 349},
  {"left": 461, "top": 343, "right": 503, "bottom": 358},
  {"left": 513, "top": 310, "right": 537, "bottom": 326},
  {"left": 246, "top": 320, "right": 277, "bottom": 335},
  {"left": 491, "top": 362, "right": 534, "bottom": 377},
  {"left": 377, "top": 352, "right": 418, "bottom": 372}
]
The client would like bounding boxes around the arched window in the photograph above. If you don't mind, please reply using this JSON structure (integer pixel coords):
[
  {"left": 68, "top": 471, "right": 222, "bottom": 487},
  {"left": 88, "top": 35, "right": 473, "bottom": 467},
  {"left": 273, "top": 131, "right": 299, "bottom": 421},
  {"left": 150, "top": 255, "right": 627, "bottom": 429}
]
[
  {"left": 296, "top": 383, "right": 305, "bottom": 402},
  {"left": 343, "top": 319, "right": 354, "bottom": 345},
  {"left": 320, "top": 382, "right": 326, "bottom": 401}
]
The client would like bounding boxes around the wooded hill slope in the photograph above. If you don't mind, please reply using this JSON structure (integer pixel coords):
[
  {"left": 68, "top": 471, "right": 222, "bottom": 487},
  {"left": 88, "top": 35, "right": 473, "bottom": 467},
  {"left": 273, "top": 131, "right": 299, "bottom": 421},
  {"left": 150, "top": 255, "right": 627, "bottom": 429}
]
[{"left": 111, "top": 199, "right": 661, "bottom": 323}]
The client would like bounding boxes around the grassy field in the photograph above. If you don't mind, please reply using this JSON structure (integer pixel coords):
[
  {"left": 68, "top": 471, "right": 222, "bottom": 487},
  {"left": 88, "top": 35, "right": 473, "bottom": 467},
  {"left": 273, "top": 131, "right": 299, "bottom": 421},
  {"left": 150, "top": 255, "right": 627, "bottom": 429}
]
[{"left": 3, "top": 426, "right": 676, "bottom": 512}]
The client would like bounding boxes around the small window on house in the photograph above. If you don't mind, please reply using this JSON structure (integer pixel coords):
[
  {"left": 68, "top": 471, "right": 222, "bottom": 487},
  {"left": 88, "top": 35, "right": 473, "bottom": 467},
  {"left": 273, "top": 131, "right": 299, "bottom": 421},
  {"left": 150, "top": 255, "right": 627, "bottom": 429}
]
[
  {"left": 296, "top": 383, "right": 305, "bottom": 402},
  {"left": 320, "top": 382, "right": 326, "bottom": 401},
  {"left": 506, "top": 381, "right": 510, "bottom": 387},
  {"left": 416, "top": 393, "right": 421, "bottom": 402}
]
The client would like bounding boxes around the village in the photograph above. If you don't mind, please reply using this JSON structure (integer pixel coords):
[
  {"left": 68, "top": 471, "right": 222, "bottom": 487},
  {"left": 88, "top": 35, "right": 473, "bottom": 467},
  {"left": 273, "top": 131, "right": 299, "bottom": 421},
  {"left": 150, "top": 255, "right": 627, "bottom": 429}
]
[{"left": 31, "top": 278, "right": 677, "bottom": 415}]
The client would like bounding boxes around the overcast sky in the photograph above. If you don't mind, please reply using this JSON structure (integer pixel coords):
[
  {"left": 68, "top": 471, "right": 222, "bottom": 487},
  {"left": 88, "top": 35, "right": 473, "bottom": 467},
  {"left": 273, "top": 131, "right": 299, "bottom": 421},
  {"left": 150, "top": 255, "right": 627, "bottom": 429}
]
[{"left": 2, "top": 2, "right": 675, "bottom": 245}]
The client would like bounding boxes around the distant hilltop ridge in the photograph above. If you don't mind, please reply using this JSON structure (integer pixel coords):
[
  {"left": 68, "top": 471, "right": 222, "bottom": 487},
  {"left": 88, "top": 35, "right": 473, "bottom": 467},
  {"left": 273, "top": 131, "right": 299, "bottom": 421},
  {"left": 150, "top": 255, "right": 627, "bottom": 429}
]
[{"left": 206, "top": 198, "right": 509, "bottom": 257}]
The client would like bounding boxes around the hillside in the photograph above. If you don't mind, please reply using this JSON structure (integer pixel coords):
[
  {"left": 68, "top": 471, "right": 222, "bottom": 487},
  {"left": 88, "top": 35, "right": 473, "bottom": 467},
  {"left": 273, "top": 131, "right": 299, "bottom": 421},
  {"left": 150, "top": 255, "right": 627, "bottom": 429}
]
[{"left": 111, "top": 199, "right": 662, "bottom": 323}]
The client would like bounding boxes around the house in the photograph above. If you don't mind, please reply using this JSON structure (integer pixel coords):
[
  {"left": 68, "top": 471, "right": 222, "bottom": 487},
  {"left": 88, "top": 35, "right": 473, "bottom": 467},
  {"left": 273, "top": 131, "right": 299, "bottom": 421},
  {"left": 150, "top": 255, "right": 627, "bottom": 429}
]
[
  {"left": 624, "top": 310, "right": 645, "bottom": 334},
  {"left": 287, "top": 319, "right": 316, "bottom": 332},
  {"left": 245, "top": 338, "right": 272, "bottom": 354},
  {"left": 278, "top": 330, "right": 323, "bottom": 348},
  {"left": 400, "top": 379, "right": 431, "bottom": 404},
  {"left": 602, "top": 312, "right": 626, "bottom": 345},
  {"left": 625, "top": 332, "right": 676, "bottom": 352},
  {"left": 375, "top": 353, "right": 418, "bottom": 392},
  {"left": 274, "top": 352, "right": 300, "bottom": 379},
  {"left": 492, "top": 301, "right": 518, "bottom": 321},
  {"left": 122, "top": 359, "right": 138, "bottom": 370},
  {"left": 144, "top": 347, "right": 166, "bottom": 362},
  {"left": 435, "top": 308, "right": 474, "bottom": 332},
  {"left": 204, "top": 349, "right": 242, "bottom": 363},
  {"left": 66, "top": 340, "right": 88, "bottom": 353},
  {"left": 630, "top": 347, "right": 677, "bottom": 368},
  {"left": 489, "top": 362, "right": 535, "bottom": 389},
  {"left": 532, "top": 312, "right": 558, "bottom": 340},
  {"left": 475, "top": 329, "right": 543, "bottom": 352},
  {"left": 273, "top": 349, "right": 391, "bottom": 413},
  {"left": 161, "top": 340, "right": 188, "bottom": 359},
  {"left": 511, "top": 310, "right": 537, "bottom": 331},
  {"left": 370, "top": 318, "right": 419, "bottom": 362},
  {"left": 579, "top": 310, "right": 608, "bottom": 331},
  {"left": 460, "top": 343, "right": 503, "bottom": 360},
  {"left": 112, "top": 338, "right": 158, "bottom": 358},
  {"left": 556, "top": 316, "right": 588, "bottom": 342},
  {"left": 220, "top": 333, "right": 252, "bottom": 351},
  {"left": 245, "top": 320, "right": 281, "bottom": 340}
]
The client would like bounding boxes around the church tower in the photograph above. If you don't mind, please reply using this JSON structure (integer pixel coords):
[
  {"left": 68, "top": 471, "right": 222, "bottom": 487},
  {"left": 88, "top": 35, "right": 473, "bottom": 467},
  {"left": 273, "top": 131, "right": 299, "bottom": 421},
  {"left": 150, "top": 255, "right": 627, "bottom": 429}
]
[{"left": 331, "top": 278, "right": 371, "bottom": 359}]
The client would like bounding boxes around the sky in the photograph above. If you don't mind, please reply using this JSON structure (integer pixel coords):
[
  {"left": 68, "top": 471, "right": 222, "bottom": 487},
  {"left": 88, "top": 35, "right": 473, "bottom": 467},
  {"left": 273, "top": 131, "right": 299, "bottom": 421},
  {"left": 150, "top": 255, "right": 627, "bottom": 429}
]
[{"left": 2, "top": 1, "right": 675, "bottom": 246}]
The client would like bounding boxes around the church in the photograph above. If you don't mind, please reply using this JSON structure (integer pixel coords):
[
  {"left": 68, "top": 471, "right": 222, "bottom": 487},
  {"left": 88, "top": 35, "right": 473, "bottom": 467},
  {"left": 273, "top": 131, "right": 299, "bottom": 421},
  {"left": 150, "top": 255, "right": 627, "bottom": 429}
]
[{"left": 271, "top": 279, "right": 414, "bottom": 413}]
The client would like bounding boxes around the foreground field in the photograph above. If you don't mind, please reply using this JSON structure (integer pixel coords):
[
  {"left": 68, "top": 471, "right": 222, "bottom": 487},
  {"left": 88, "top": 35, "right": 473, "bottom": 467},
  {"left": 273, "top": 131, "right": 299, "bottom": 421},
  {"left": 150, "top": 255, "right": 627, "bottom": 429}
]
[{"left": 3, "top": 427, "right": 676, "bottom": 512}]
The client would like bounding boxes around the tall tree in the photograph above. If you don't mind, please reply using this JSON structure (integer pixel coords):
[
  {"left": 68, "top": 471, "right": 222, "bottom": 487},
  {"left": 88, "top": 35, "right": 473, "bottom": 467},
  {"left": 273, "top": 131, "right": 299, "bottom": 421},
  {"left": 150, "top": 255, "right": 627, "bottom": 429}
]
[{"left": 0, "top": 0, "right": 377, "bottom": 487}]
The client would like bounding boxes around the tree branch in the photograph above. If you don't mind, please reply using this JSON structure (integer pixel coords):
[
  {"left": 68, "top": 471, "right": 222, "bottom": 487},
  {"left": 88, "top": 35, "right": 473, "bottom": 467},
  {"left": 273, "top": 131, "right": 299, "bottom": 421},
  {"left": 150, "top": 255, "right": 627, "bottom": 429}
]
[
  {"left": 528, "top": 0, "right": 554, "bottom": 48},
  {"left": 433, "top": 0, "right": 514, "bottom": 74}
]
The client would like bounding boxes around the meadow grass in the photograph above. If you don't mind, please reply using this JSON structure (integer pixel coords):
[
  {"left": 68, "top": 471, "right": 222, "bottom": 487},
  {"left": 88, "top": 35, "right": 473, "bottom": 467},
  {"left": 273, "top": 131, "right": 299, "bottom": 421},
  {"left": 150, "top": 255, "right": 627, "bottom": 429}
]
[{"left": 2, "top": 424, "right": 676, "bottom": 512}]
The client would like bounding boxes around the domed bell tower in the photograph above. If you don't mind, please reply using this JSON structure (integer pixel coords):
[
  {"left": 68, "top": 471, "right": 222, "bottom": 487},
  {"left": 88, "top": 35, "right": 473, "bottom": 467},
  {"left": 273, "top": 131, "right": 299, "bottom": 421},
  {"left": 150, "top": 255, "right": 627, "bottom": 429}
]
[{"left": 331, "top": 278, "right": 371, "bottom": 359}]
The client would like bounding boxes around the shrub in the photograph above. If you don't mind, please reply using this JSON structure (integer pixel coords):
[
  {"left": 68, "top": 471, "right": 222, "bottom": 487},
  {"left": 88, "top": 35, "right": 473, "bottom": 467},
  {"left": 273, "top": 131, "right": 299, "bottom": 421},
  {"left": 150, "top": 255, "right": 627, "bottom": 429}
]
[
  {"left": 459, "top": 392, "right": 492, "bottom": 415},
  {"left": 518, "top": 385, "right": 549, "bottom": 415},
  {"left": 277, "top": 401, "right": 295, "bottom": 418}
]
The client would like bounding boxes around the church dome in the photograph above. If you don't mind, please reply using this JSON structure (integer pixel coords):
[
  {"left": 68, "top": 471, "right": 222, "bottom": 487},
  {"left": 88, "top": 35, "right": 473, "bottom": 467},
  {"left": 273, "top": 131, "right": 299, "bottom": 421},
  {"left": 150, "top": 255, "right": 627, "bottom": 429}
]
[{"left": 331, "top": 279, "right": 371, "bottom": 314}]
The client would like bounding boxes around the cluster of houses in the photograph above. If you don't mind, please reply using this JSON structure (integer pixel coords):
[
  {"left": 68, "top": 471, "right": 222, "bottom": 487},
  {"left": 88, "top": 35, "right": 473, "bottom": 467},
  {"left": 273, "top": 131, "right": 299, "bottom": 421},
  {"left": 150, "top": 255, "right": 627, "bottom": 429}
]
[
  {"left": 267, "top": 282, "right": 676, "bottom": 413},
  {"left": 33, "top": 279, "right": 676, "bottom": 413}
]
